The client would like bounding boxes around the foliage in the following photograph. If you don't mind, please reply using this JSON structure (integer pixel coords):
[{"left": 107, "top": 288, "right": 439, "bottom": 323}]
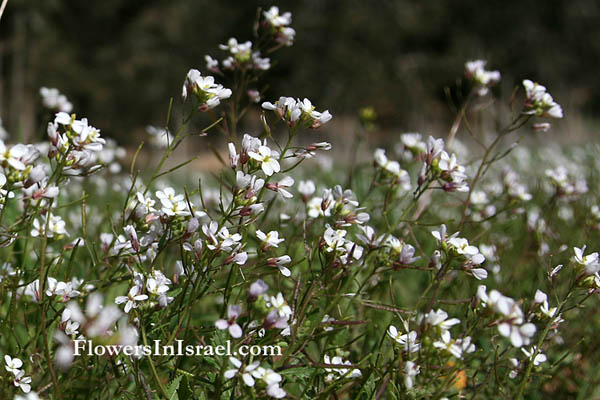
[{"left": 0, "top": 6, "right": 598, "bottom": 400}]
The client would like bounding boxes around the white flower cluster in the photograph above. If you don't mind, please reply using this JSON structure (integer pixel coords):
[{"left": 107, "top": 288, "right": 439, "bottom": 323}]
[
  {"left": 503, "top": 167, "right": 533, "bottom": 202},
  {"left": 573, "top": 245, "right": 600, "bottom": 275},
  {"left": 522, "top": 79, "right": 563, "bottom": 119},
  {"left": 40, "top": 87, "right": 73, "bottom": 113},
  {"left": 433, "top": 224, "right": 487, "bottom": 280},
  {"left": 374, "top": 148, "right": 411, "bottom": 190},
  {"left": 383, "top": 235, "right": 420, "bottom": 267},
  {"left": 388, "top": 325, "right": 420, "bottom": 353},
  {"left": 55, "top": 293, "right": 138, "bottom": 369},
  {"left": 214, "top": 38, "right": 272, "bottom": 71},
  {"left": 465, "top": 60, "right": 501, "bottom": 96},
  {"left": 181, "top": 69, "right": 232, "bottom": 111},
  {"left": 21, "top": 277, "right": 87, "bottom": 303},
  {"left": 302, "top": 184, "right": 369, "bottom": 230},
  {"left": 47, "top": 112, "right": 107, "bottom": 172},
  {"left": 323, "top": 354, "right": 362, "bottom": 382},
  {"left": 224, "top": 355, "right": 286, "bottom": 398},
  {"left": 478, "top": 285, "right": 537, "bottom": 347},
  {"left": 405, "top": 135, "right": 470, "bottom": 193},
  {"left": 4, "top": 355, "right": 32, "bottom": 393},
  {"left": 31, "top": 213, "right": 67, "bottom": 238},
  {"left": 545, "top": 165, "right": 588, "bottom": 200},
  {"left": 263, "top": 6, "right": 296, "bottom": 46},
  {"left": 262, "top": 97, "right": 332, "bottom": 129}
]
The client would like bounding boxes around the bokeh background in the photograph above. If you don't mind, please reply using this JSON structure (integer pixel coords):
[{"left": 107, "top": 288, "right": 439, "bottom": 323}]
[{"left": 1, "top": 0, "right": 599, "bottom": 148}]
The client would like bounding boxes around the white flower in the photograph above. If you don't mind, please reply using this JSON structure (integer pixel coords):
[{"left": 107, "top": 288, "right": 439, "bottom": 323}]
[
  {"left": 268, "top": 255, "right": 292, "bottom": 277},
  {"left": 31, "top": 214, "right": 68, "bottom": 238},
  {"left": 267, "top": 176, "right": 295, "bottom": 199},
  {"left": 251, "top": 367, "right": 282, "bottom": 387},
  {"left": 219, "top": 38, "right": 252, "bottom": 57},
  {"left": 464, "top": 60, "right": 500, "bottom": 96},
  {"left": 262, "top": 96, "right": 331, "bottom": 128},
  {"left": 23, "top": 280, "right": 41, "bottom": 302},
  {"left": 521, "top": 346, "right": 547, "bottom": 366},
  {"left": 425, "top": 309, "right": 461, "bottom": 332},
  {"left": 306, "top": 196, "right": 331, "bottom": 218},
  {"left": 40, "top": 87, "right": 73, "bottom": 112},
  {"left": 534, "top": 290, "right": 547, "bottom": 304},
  {"left": 256, "top": 230, "right": 285, "bottom": 249},
  {"left": 522, "top": 79, "right": 563, "bottom": 119},
  {"left": 425, "top": 136, "right": 445, "bottom": 163},
  {"left": 124, "top": 225, "right": 139, "bottom": 252},
  {"left": 455, "top": 336, "right": 476, "bottom": 354},
  {"left": 404, "top": 361, "right": 420, "bottom": 389},
  {"left": 573, "top": 246, "right": 600, "bottom": 274},
  {"left": 228, "top": 142, "right": 239, "bottom": 168},
  {"left": 399, "top": 133, "right": 426, "bottom": 155},
  {"left": 266, "top": 383, "right": 287, "bottom": 399},
  {"left": 13, "top": 370, "right": 32, "bottom": 393},
  {"left": 323, "top": 355, "right": 362, "bottom": 381},
  {"left": 387, "top": 325, "right": 420, "bottom": 353},
  {"left": 433, "top": 330, "right": 463, "bottom": 358},
  {"left": 67, "top": 293, "right": 123, "bottom": 338},
  {"left": 115, "top": 286, "right": 148, "bottom": 313},
  {"left": 215, "top": 305, "right": 243, "bottom": 338},
  {"left": 374, "top": 149, "right": 410, "bottom": 186},
  {"left": 146, "top": 278, "right": 169, "bottom": 296},
  {"left": 156, "top": 187, "right": 183, "bottom": 203},
  {"left": 447, "top": 237, "right": 478, "bottom": 256},
  {"left": 14, "top": 392, "right": 41, "bottom": 400},
  {"left": 160, "top": 198, "right": 190, "bottom": 217},
  {"left": 550, "top": 264, "right": 563, "bottom": 278},
  {"left": 4, "top": 355, "right": 23, "bottom": 375},
  {"left": 248, "top": 145, "right": 280, "bottom": 176},
  {"left": 268, "top": 293, "right": 292, "bottom": 319},
  {"left": 263, "top": 6, "right": 292, "bottom": 27},
  {"left": 182, "top": 69, "right": 231, "bottom": 109},
  {"left": 224, "top": 357, "right": 259, "bottom": 386},
  {"left": 0, "top": 140, "right": 28, "bottom": 170},
  {"left": 64, "top": 320, "right": 80, "bottom": 336},
  {"left": 357, "top": 225, "right": 384, "bottom": 247},
  {"left": 470, "top": 268, "right": 488, "bottom": 280},
  {"left": 136, "top": 192, "right": 156, "bottom": 213},
  {"left": 324, "top": 227, "right": 347, "bottom": 252},
  {"left": 498, "top": 320, "right": 536, "bottom": 348},
  {"left": 298, "top": 180, "right": 316, "bottom": 198},
  {"left": 535, "top": 291, "right": 559, "bottom": 319},
  {"left": 252, "top": 52, "right": 271, "bottom": 70},
  {"left": 438, "top": 151, "right": 469, "bottom": 192},
  {"left": 205, "top": 55, "right": 219, "bottom": 71},
  {"left": 277, "top": 26, "right": 296, "bottom": 47},
  {"left": 249, "top": 279, "right": 269, "bottom": 299}
]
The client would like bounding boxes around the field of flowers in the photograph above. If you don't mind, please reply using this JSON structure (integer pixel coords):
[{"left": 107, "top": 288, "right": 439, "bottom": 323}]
[{"left": 1, "top": 6, "right": 599, "bottom": 400}]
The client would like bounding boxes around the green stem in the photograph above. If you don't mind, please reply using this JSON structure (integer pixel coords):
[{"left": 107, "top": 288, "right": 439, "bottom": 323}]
[
  {"left": 515, "top": 286, "right": 573, "bottom": 399},
  {"left": 140, "top": 316, "right": 170, "bottom": 399}
]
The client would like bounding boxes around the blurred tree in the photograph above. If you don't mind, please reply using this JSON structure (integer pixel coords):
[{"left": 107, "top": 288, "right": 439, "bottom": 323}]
[{"left": 0, "top": 0, "right": 598, "bottom": 144}]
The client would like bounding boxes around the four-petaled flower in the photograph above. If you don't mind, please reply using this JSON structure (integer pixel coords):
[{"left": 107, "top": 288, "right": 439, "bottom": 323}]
[
  {"left": 115, "top": 285, "right": 148, "bottom": 313},
  {"left": 248, "top": 145, "right": 280, "bottom": 176},
  {"left": 216, "top": 305, "right": 243, "bottom": 338}
]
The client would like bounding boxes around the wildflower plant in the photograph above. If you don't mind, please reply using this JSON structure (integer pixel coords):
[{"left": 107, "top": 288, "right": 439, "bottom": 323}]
[{"left": 0, "top": 5, "right": 597, "bottom": 400}]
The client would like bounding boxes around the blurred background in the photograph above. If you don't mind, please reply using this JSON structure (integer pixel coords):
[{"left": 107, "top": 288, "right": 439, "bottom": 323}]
[{"left": 0, "top": 0, "right": 599, "bottom": 151}]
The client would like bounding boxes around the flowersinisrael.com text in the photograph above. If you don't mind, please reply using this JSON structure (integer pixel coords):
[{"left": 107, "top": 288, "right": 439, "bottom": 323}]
[{"left": 73, "top": 339, "right": 282, "bottom": 358}]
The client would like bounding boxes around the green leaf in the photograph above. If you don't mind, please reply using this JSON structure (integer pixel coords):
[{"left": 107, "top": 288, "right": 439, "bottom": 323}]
[
  {"left": 178, "top": 376, "right": 193, "bottom": 400},
  {"left": 165, "top": 375, "right": 182, "bottom": 400}
]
